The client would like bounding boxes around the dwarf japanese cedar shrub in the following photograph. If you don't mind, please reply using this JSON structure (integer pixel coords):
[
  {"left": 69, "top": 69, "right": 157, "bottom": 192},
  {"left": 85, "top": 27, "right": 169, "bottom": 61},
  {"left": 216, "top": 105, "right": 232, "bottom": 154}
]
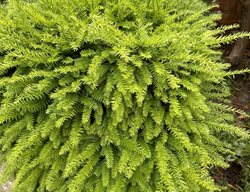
[{"left": 0, "top": 0, "right": 249, "bottom": 192}]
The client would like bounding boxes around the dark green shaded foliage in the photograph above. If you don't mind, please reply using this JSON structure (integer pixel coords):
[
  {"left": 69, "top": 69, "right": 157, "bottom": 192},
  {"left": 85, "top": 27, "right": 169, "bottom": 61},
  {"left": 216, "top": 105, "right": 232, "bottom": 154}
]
[{"left": 0, "top": 0, "right": 249, "bottom": 191}]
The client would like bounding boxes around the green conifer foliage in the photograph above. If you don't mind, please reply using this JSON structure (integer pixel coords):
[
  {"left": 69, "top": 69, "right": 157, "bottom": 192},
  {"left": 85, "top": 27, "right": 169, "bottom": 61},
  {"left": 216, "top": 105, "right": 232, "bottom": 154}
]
[{"left": 0, "top": 0, "right": 249, "bottom": 191}]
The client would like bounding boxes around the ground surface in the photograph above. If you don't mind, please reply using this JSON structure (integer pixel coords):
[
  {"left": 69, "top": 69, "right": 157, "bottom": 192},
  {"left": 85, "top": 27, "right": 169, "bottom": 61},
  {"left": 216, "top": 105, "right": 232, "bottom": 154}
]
[{"left": 0, "top": 166, "right": 12, "bottom": 192}]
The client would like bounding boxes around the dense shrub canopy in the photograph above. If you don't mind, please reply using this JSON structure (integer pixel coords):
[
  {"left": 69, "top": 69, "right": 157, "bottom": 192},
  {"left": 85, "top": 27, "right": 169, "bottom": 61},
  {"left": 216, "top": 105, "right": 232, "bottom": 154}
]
[{"left": 0, "top": 0, "right": 249, "bottom": 191}]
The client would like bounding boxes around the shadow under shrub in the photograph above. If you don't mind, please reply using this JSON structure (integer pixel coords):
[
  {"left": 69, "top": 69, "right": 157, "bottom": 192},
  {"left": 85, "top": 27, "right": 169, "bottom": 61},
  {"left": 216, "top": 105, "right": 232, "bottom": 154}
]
[{"left": 0, "top": 0, "right": 249, "bottom": 191}]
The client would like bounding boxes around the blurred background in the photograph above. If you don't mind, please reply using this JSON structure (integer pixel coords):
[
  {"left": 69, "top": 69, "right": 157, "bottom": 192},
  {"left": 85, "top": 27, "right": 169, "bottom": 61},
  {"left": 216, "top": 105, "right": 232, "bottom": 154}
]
[{"left": 209, "top": 1, "right": 250, "bottom": 192}]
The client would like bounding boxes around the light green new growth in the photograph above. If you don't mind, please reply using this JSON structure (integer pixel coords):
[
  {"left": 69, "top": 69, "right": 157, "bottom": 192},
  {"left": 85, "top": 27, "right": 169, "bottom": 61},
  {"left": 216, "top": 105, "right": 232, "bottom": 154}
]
[{"left": 0, "top": 0, "right": 249, "bottom": 191}]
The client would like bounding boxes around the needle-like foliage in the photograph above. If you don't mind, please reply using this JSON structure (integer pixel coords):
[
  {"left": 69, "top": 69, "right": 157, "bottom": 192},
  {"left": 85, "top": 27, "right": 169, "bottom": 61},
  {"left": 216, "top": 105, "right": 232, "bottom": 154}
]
[{"left": 0, "top": 0, "right": 249, "bottom": 191}]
